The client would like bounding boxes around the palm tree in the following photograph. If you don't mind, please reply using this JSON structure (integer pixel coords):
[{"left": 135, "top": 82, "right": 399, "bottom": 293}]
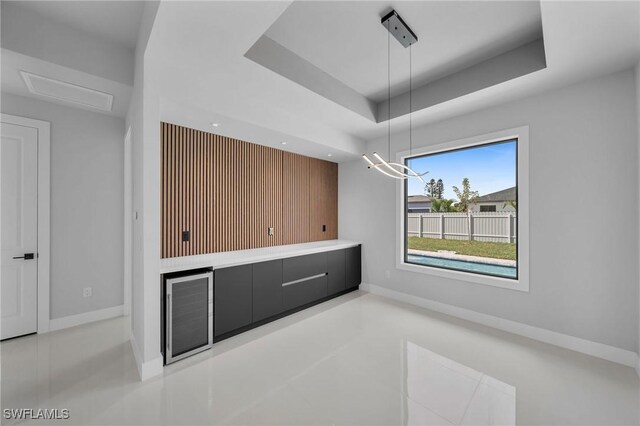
[
  {"left": 431, "top": 198, "right": 458, "bottom": 213},
  {"left": 452, "top": 178, "right": 479, "bottom": 213},
  {"left": 503, "top": 200, "right": 517, "bottom": 210}
]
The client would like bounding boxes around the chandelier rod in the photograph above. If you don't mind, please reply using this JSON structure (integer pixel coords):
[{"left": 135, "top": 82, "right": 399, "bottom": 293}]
[
  {"left": 362, "top": 9, "right": 425, "bottom": 183},
  {"left": 409, "top": 42, "right": 412, "bottom": 157},
  {"left": 387, "top": 19, "right": 391, "bottom": 161}
]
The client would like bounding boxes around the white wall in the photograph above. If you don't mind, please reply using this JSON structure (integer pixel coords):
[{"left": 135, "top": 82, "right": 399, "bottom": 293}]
[
  {"left": 126, "top": 1, "right": 162, "bottom": 379},
  {"left": 1, "top": 93, "right": 125, "bottom": 319},
  {"left": 340, "top": 69, "right": 639, "bottom": 352}
]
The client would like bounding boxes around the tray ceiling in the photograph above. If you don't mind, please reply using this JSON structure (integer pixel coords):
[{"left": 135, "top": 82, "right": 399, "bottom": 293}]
[
  {"left": 248, "top": 1, "right": 546, "bottom": 123},
  {"left": 265, "top": 1, "right": 543, "bottom": 102}
]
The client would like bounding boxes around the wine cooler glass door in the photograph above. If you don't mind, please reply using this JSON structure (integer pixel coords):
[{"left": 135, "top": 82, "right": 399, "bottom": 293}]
[{"left": 166, "top": 271, "right": 213, "bottom": 364}]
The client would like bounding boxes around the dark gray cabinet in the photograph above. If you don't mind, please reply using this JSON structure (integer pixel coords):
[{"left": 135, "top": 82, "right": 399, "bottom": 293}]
[
  {"left": 252, "top": 260, "right": 283, "bottom": 322},
  {"left": 327, "top": 249, "right": 346, "bottom": 295},
  {"left": 283, "top": 275, "right": 328, "bottom": 311},
  {"left": 214, "top": 264, "right": 252, "bottom": 336},
  {"left": 166, "top": 245, "right": 362, "bottom": 353},
  {"left": 346, "top": 246, "right": 362, "bottom": 289}
]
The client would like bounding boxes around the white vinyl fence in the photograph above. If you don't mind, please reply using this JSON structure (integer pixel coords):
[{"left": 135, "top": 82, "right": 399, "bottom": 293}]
[{"left": 407, "top": 212, "right": 517, "bottom": 243}]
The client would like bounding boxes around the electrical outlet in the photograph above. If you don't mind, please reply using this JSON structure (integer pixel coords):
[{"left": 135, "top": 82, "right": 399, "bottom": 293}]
[
  {"left": 268, "top": 227, "right": 274, "bottom": 236},
  {"left": 83, "top": 287, "right": 92, "bottom": 298},
  {"left": 182, "top": 230, "right": 190, "bottom": 242}
]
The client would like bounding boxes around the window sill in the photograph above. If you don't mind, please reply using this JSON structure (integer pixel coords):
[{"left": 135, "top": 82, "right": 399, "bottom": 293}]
[{"left": 396, "top": 260, "right": 529, "bottom": 292}]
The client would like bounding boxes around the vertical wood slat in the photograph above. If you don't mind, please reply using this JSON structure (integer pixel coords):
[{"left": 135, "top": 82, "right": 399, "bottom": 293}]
[
  {"left": 161, "top": 123, "right": 167, "bottom": 257},
  {"left": 161, "top": 122, "right": 337, "bottom": 258}
]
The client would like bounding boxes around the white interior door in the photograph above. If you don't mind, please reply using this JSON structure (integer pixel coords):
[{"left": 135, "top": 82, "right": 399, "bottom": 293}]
[{"left": 1, "top": 122, "right": 38, "bottom": 340}]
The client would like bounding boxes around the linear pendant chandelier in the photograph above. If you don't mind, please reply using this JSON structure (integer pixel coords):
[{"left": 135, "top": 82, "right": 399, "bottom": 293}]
[{"left": 362, "top": 9, "right": 427, "bottom": 183}]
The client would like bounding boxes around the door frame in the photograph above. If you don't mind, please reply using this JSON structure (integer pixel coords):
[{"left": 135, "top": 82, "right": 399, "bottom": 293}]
[
  {"left": 1, "top": 113, "right": 50, "bottom": 333},
  {"left": 123, "top": 126, "right": 132, "bottom": 317}
]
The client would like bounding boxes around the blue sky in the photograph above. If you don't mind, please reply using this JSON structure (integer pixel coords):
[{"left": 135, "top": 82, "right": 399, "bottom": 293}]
[{"left": 406, "top": 140, "right": 516, "bottom": 198}]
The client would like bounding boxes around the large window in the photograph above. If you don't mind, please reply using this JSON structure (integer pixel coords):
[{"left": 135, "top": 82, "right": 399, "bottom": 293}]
[{"left": 399, "top": 131, "right": 528, "bottom": 289}]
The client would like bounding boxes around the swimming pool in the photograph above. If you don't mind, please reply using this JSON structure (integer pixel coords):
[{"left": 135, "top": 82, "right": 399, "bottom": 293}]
[{"left": 406, "top": 254, "right": 517, "bottom": 279}]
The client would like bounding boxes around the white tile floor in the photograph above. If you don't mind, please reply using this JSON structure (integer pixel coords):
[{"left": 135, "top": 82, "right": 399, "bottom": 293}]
[{"left": 1, "top": 291, "right": 639, "bottom": 425}]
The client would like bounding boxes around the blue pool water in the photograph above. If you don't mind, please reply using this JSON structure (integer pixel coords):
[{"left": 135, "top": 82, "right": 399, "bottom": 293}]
[{"left": 407, "top": 254, "right": 517, "bottom": 279}]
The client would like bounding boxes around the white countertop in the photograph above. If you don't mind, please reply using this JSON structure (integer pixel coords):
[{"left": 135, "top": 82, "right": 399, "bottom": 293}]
[{"left": 160, "top": 240, "right": 361, "bottom": 274}]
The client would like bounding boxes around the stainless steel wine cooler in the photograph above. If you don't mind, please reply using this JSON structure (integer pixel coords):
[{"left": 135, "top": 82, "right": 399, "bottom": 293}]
[{"left": 164, "top": 270, "right": 213, "bottom": 364}]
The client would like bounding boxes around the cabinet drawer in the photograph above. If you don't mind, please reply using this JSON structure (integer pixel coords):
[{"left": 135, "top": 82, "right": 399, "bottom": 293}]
[
  {"left": 282, "top": 252, "right": 327, "bottom": 283},
  {"left": 283, "top": 275, "right": 328, "bottom": 311}
]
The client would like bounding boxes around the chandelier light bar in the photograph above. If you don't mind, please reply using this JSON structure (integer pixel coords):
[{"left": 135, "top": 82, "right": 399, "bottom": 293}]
[
  {"left": 361, "top": 152, "right": 427, "bottom": 183},
  {"left": 363, "top": 9, "right": 427, "bottom": 183}
]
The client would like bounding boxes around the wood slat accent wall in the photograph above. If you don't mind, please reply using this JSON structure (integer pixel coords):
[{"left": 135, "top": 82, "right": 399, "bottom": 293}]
[
  {"left": 282, "top": 152, "right": 310, "bottom": 245},
  {"left": 310, "top": 158, "right": 339, "bottom": 241},
  {"left": 161, "top": 122, "right": 337, "bottom": 258}
]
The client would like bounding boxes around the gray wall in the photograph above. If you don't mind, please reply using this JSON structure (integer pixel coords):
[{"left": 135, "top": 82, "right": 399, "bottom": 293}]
[
  {"left": 339, "top": 69, "right": 639, "bottom": 352},
  {"left": 2, "top": 93, "right": 125, "bottom": 319}
]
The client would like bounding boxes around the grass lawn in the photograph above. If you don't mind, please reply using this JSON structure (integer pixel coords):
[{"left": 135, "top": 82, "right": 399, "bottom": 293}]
[{"left": 407, "top": 236, "right": 516, "bottom": 260}]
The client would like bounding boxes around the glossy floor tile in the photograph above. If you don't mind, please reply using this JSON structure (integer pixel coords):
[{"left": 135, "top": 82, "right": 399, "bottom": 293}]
[{"left": 1, "top": 291, "right": 639, "bottom": 425}]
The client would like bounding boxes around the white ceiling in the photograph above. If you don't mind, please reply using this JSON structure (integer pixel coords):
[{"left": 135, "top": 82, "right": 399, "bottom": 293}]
[
  {"left": 266, "top": 1, "right": 542, "bottom": 102},
  {"left": 151, "top": 1, "right": 640, "bottom": 162},
  {"left": 11, "top": 1, "right": 144, "bottom": 49}
]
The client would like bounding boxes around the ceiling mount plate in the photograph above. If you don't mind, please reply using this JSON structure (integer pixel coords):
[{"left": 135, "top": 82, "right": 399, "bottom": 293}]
[{"left": 381, "top": 10, "right": 418, "bottom": 48}]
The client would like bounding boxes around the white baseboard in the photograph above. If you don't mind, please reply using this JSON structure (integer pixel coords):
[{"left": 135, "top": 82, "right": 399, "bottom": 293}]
[
  {"left": 361, "top": 283, "right": 640, "bottom": 371},
  {"left": 49, "top": 305, "right": 124, "bottom": 332},
  {"left": 129, "top": 331, "right": 164, "bottom": 381}
]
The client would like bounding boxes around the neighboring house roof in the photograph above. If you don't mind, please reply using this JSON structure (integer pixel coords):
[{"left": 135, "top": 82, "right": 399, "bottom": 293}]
[
  {"left": 407, "top": 195, "right": 432, "bottom": 203},
  {"left": 476, "top": 186, "right": 516, "bottom": 203}
]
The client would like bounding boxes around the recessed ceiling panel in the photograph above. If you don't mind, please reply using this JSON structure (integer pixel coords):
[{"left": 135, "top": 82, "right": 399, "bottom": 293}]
[{"left": 20, "top": 71, "right": 114, "bottom": 112}]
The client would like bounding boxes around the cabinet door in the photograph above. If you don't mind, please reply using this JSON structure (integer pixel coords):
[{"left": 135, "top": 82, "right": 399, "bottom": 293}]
[
  {"left": 346, "top": 246, "right": 362, "bottom": 289},
  {"left": 252, "top": 260, "right": 283, "bottom": 322},
  {"left": 214, "top": 265, "right": 252, "bottom": 336},
  {"left": 327, "top": 250, "right": 346, "bottom": 295}
]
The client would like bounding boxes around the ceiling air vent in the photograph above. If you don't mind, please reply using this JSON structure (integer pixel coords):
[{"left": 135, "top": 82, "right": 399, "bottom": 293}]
[{"left": 20, "top": 71, "right": 114, "bottom": 112}]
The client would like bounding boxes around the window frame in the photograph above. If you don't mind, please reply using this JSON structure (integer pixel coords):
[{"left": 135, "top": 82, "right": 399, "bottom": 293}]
[{"left": 395, "top": 126, "right": 530, "bottom": 292}]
